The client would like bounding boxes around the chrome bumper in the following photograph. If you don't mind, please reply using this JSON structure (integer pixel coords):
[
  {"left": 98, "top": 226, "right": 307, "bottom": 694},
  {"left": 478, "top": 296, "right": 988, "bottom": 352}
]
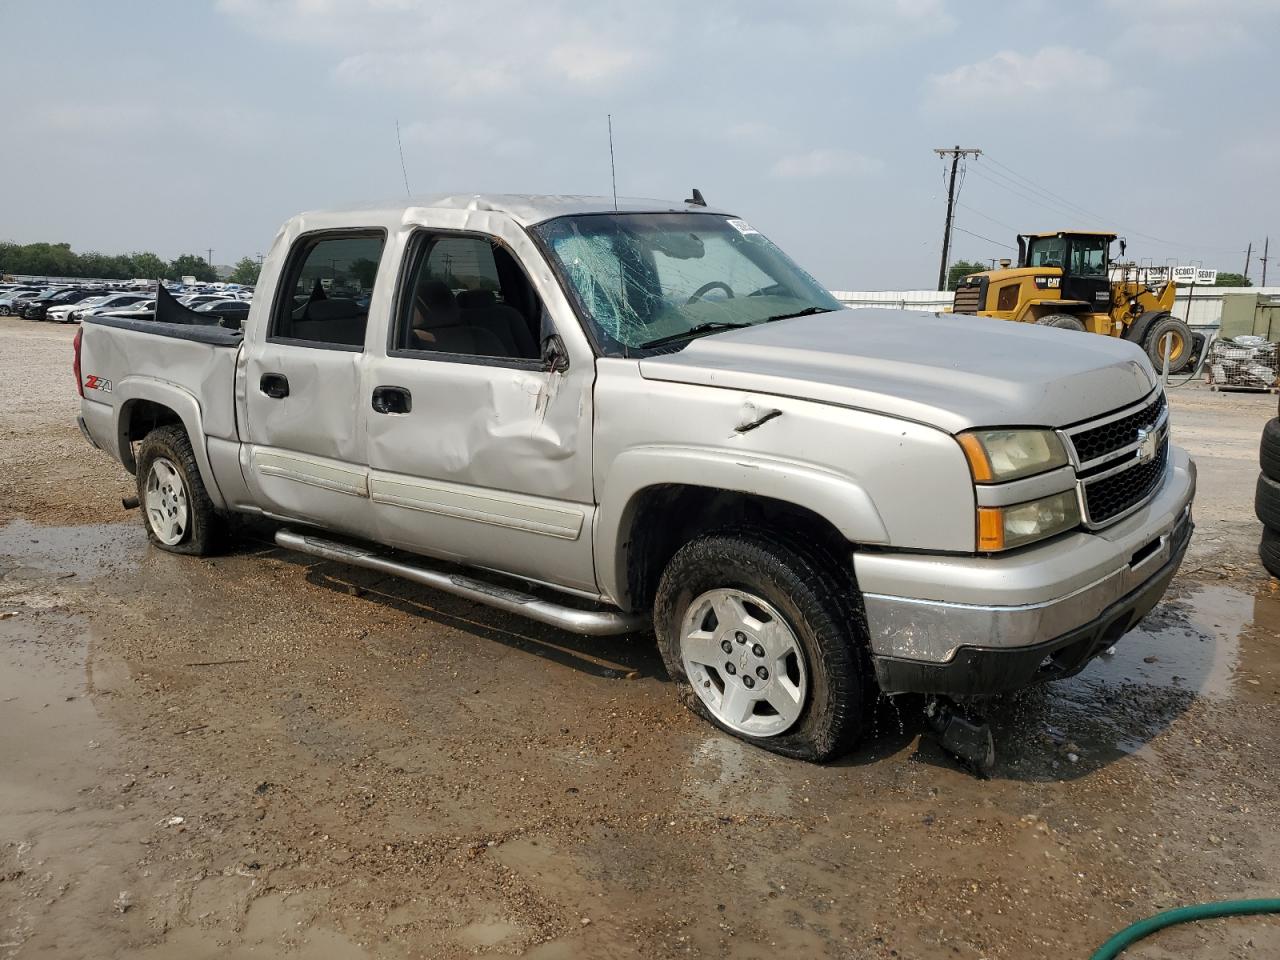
[{"left": 855, "top": 445, "right": 1196, "bottom": 678}]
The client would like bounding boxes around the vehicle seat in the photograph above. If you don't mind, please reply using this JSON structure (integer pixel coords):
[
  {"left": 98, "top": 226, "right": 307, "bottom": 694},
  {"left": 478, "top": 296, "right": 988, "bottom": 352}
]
[
  {"left": 292, "top": 298, "right": 366, "bottom": 345},
  {"left": 455, "top": 289, "right": 537, "bottom": 358},
  {"left": 410, "top": 281, "right": 506, "bottom": 356}
]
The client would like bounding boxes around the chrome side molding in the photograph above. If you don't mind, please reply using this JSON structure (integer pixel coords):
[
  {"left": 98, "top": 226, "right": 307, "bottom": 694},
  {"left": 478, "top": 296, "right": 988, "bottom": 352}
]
[{"left": 274, "top": 529, "right": 647, "bottom": 636}]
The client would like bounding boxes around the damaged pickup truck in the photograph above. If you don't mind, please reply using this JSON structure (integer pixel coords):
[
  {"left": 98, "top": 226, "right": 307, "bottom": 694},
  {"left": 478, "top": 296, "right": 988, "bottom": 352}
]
[{"left": 76, "top": 194, "right": 1195, "bottom": 762}]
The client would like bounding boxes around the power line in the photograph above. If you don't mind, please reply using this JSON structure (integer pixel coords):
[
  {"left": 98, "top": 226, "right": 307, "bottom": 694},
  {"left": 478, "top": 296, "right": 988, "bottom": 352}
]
[
  {"left": 955, "top": 201, "right": 1020, "bottom": 235},
  {"left": 978, "top": 152, "right": 1245, "bottom": 257},
  {"left": 952, "top": 225, "right": 1016, "bottom": 250},
  {"left": 964, "top": 164, "right": 1100, "bottom": 228},
  {"left": 980, "top": 154, "right": 1111, "bottom": 225}
]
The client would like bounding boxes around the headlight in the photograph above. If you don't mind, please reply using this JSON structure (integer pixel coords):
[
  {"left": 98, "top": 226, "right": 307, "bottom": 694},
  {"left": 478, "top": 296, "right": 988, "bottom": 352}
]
[
  {"left": 977, "top": 490, "right": 1080, "bottom": 551},
  {"left": 957, "top": 428, "right": 1068, "bottom": 482}
]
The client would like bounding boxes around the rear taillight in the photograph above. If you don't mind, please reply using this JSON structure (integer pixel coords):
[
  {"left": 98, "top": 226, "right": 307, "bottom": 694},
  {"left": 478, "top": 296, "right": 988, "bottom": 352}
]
[{"left": 73, "top": 327, "right": 84, "bottom": 397}]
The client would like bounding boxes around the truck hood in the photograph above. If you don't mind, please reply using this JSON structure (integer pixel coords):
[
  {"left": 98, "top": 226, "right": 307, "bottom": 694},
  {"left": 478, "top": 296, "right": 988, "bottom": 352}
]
[{"left": 637, "top": 308, "right": 1157, "bottom": 433}]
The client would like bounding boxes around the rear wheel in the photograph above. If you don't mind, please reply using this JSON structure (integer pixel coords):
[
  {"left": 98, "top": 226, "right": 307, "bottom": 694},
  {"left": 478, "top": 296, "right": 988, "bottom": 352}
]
[
  {"left": 135, "top": 425, "right": 224, "bottom": 556},
  {"left": 654, "top": 527, "right": 866, "bottom": 761},
  {"left": 1035, "top": 313, "right": 1086, "bottom": 332},
  {"left": 0, "top": 306, "right": 10, "bottom": 316},
  {"left": 1142, "top": 314, "right": 1193, "bottom": 373}
]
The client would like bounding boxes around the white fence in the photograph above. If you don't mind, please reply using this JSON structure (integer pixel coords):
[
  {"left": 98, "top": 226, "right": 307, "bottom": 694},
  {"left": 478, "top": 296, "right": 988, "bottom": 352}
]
[{"left": 830, "top": 287, "right": 1280, "bottom": 331}]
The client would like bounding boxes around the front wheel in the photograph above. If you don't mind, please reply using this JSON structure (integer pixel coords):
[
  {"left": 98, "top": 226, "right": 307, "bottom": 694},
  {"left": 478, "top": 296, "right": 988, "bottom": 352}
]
[
  {"left": 135, "top": 425, "right": 224, "bottom": 555},
  {"left": 0, "top": 306, "right": 10, "bottom": 316},
  {"left": 654, "top": 528, "right": 866, "bottom": 761},
  {"left": 1035, "top": 313, "right": 1087, "bottom": 332},
  {"left": 1143, "top": 314, "right": 1193, "bottom": 373}
]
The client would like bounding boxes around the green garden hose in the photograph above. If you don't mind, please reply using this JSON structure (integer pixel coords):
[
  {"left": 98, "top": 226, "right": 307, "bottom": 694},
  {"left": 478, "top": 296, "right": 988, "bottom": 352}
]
[{"left": 1091, "top": 898, "right": 1280, "bottom": 959}]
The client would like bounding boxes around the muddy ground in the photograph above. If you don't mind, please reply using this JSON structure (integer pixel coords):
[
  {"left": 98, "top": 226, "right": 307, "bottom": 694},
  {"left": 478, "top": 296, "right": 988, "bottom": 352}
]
[{"left": 2, "top": 316, "right": 1278, "bottom": 959}]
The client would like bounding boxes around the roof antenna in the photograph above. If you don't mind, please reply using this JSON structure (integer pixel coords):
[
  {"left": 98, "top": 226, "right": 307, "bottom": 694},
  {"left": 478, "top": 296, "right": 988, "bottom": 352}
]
[
  {"left": 395, "top": 118, "right": 411, "bottom": 197},
  {"left": 685, "top": 187, "right": 706, "bottom": 207},
  {"left": 607, "top": 114, "right": 618, "bottom": 211}
]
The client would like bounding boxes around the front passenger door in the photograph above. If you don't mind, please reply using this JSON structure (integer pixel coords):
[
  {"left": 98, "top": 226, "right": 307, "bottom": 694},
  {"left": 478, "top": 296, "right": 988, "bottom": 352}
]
[{"left": 362, "top": 230, "right": 598, "bottom": 594}]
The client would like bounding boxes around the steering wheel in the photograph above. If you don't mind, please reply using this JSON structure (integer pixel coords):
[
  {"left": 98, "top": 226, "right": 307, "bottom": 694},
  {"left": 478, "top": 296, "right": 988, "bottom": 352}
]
[{"left": 686, "top": 281, "right": 734, "bottom": 304}]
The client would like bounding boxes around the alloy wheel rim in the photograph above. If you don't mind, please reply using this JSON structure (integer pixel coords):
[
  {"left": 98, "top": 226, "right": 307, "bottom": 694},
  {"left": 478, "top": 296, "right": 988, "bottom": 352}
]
[
  {"left": 680, "top": 588, "right": 808, "bottom": 737},
  {"left": 144, "top": 457, "right": 189, "bottom": 546}
]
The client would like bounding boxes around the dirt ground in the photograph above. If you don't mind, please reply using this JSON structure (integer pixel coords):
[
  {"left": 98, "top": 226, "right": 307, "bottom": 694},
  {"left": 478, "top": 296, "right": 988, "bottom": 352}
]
[{"left": 2, "top": 316, "right": 1278, "bottom": 960}]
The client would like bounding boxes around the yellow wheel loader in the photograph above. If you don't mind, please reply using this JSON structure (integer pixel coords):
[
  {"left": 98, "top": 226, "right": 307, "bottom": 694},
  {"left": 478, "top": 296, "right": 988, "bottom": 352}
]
[{"left": 951, "top": 231, "right": 1197, "bottom": 373}]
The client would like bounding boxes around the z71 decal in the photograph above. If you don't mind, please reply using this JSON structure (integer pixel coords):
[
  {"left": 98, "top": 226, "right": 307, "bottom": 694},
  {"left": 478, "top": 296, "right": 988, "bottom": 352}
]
[{"left": 84, "top": 375, "right": 112, "bottom": 393}]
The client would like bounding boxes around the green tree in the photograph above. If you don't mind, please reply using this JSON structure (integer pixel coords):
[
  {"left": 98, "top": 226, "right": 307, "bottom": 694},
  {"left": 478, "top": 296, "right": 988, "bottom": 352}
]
[
  {"left": 947, "top": 259, "right": 990, "bottom": 291},
  {"left": 127, "top": 252, "right": 168, "bottom": 280},
  {"left": 228, "top": 256, "right": 261, "bottom": 286},
  {"left": 349, "top": 257, "right": 379, "bottom": 290},
  {"left": 1214, "top": 272, "right": 1252, "bottom": 287},
  {"left": 167, "top": 254, "right": 217, "bottom": 282}
]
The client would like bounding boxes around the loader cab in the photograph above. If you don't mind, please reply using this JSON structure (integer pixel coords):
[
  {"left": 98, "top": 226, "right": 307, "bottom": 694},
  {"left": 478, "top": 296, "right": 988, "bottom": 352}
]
[{"left": 1019, "top": 231, "right": 1116, "bottom": 312}]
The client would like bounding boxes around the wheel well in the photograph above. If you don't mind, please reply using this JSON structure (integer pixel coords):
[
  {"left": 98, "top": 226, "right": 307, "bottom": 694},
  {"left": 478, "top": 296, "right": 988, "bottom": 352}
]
[
  {"left": 619, "top": 485, "right": 850, "bottom": 612},
  {"left": 118, "top": 399, "right": 185, "bottom": 473}
]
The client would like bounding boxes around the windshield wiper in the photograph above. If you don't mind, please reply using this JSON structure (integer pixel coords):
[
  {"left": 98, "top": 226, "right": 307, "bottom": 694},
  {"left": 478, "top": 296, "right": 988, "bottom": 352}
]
[
  {"left": 639, "top": 321, "right": 751, "bottom": 350},
  {"left": 761, "top": 306, "right": 835, "bottom": 323}
]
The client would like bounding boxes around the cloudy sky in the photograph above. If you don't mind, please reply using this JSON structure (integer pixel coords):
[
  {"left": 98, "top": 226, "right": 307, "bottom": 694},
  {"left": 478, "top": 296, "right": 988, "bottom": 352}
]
[{"left": 3, "top": 0, "right": 1276, "bottom": 288}]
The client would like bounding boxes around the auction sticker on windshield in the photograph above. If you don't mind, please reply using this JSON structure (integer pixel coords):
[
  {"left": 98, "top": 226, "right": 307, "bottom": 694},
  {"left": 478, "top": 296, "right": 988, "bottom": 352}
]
[{"left": 726, "top": 219, "right": 760, "bottom": 235}]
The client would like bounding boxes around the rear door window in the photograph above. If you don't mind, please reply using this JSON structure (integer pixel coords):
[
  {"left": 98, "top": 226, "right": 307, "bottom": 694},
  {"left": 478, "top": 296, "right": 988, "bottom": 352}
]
[{"left": 270, "top": 232, "right": 385, "bottom": 349}]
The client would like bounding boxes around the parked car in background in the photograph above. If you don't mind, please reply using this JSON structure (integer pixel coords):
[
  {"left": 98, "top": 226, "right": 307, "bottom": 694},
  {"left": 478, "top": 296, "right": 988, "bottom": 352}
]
[
  {"left": 49, "top": 296, "right": 108, "bottom": 323},
  {"left": 179, "top": 293, "right": 229, "bottom": 308},
  {"left": 65, "top": 292, "right": 149, "bottom": 323},
  {"left": 97, "top": 299, "right": 155, "bottom": 320},
  {"left": 23, "top": 289, "right": 92, "bottom": 321},
  {"left": 0, "top": 289, "right": 45, "bottom": 315}
]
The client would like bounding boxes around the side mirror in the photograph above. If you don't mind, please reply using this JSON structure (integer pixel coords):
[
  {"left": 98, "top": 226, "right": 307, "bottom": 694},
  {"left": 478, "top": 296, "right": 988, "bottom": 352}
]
[
  {"left": 541, "top": 334, "right": 569, "bottom": 374},
  {"left": 1119, "top": 238, "right": 1127, "bottom": 258}
]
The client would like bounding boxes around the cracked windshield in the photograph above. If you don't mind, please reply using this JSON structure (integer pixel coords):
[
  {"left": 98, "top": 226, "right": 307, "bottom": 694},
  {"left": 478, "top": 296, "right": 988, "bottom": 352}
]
[{"left": 535, "top": 213, "right": 842, "bottom": 352}]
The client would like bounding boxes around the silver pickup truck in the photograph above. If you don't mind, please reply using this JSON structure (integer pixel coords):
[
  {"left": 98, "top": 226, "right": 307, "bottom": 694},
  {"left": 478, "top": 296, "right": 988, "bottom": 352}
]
[{"left": 76, "top": 194, "right": 1195, "bottom": 761}]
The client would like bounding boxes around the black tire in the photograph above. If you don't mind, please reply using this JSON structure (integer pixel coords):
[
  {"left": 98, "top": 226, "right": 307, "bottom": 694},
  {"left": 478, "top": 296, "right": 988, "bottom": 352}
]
[
  {"left": 1261, "top": 419, "right": 1280, "bottom": 482},
  {"left": 0, "top": 306, "right": 10, "bottom": 316},
  {"left": 135, "top": 425, "right": 224, "bottom": 556},
  {"left": 1035, "top": 313, "right": 1086, "bottom": 332},
  {"left": 1142, "top": 314, "right": 1193, "bottom": 373},
  {"left": 1261, "top": 527, "right": 1280, "bottom": 579},
  {"left": 653, "top": 527, "right": 866, "bottom": 761},
  {"left": 1255, "top": 472, "right": 1280, "bottom": 531}
]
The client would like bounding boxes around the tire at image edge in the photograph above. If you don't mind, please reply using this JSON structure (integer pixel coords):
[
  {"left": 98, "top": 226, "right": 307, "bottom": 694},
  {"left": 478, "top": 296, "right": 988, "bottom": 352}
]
[
  {"left": 1261, "top": 526, "right": 1280, "bottom": 579},
  {"left": 1259, "top": 418, "right": 1280, "bottom": 482},
  {"left": 653, "top": 527, "right": 867, "bottom": 762}
]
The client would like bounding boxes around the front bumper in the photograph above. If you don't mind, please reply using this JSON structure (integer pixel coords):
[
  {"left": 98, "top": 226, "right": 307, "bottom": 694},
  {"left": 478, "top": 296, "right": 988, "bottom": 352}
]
[{"left": 857, "top": 444, "right": 1196, "bottom": 696}]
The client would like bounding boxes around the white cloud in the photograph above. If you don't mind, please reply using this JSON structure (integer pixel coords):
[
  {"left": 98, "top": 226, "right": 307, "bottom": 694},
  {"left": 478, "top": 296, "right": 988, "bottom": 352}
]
[
  {"left": 771, "top": 149, "right": 882, "bottom": 179},
  {"left": 400, "top": 117, "right": 530, "bottom": 157},
  {"left": 926, "top": 46, "right": 1112, "bottom": 108},
  {"left": 217, "top": 0, "right": 955, "bottom": 98}
]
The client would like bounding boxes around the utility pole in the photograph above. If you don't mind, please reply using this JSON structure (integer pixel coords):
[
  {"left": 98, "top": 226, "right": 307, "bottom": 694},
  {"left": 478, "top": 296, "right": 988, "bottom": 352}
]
[
  {"left": 206, "top": 248, "right": 214, "bottom": 268},
  {"left": 934, "top": 145, "right": 982, "bottom": 291},
  {"left": 1243, "top": 241, "right": 1252, "bottom": 283},
  {"left": 1262, "top": 236, "right": 1270, "bottom": 287}
]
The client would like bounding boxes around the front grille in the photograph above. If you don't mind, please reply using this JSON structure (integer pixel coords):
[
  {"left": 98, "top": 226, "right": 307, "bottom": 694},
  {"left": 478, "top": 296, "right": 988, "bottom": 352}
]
[
  {"left": 952, "top": 280, "right": 984, "bottom": 314},
  {"left": 1068, "top": 391, "right": 1166, "bottom": 465},
  {"left": 1083, "top": 438, "right": 1169, "bottom": 524}
]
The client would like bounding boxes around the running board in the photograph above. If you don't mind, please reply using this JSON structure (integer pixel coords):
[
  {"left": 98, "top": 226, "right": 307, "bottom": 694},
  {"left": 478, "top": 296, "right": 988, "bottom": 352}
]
[{"left": 274, "top": 530, "right": 647, "bottom": 637}]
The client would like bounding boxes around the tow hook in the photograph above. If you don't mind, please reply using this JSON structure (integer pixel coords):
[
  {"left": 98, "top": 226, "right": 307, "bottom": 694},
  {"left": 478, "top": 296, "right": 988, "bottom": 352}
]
[{"left": 925, "top": 695, "right": 995, "bottom": 777}]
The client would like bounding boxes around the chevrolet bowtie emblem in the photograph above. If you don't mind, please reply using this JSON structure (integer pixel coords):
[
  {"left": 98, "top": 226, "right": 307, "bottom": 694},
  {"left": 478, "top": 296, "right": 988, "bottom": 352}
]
[{"left": 1136, "top": 427, "right": 1159, "bottom": 464}]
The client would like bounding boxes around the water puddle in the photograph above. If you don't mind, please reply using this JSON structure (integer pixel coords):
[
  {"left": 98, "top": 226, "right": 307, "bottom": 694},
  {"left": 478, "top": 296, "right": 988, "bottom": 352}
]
[{"left": 993, "top": 583, "right": 1278, "bottom": 775}]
